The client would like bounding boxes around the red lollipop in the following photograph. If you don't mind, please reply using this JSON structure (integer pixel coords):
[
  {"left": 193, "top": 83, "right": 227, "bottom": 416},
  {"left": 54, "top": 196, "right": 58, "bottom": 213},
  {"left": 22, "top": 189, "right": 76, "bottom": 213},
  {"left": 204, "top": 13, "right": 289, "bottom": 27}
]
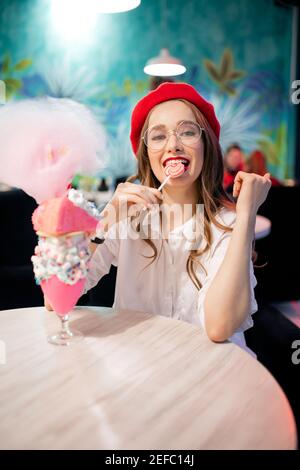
[{"left": 165, "top": 161, "right": 185, "bottom": 178}]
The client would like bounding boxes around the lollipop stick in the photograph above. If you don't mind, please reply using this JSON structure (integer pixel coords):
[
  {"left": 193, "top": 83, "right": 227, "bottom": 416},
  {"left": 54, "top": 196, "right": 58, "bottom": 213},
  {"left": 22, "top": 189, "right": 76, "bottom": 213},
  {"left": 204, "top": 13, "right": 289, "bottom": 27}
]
[
  {"left": 140, "top": 175, "right": 170, "bottom": 214},
  {"left": 158, "top": 175, "right": 171, "bottom": 191}
]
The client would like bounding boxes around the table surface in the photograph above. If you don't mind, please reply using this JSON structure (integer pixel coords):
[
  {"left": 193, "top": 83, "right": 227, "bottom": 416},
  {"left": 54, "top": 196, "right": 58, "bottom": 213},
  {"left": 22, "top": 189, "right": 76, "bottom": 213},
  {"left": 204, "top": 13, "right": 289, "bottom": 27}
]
[
  {"left": 255, "top": 215, "right": 271, "bottom": 240},
  {"left": 0, "top": 306, "right": 297, "bottom": 450}
]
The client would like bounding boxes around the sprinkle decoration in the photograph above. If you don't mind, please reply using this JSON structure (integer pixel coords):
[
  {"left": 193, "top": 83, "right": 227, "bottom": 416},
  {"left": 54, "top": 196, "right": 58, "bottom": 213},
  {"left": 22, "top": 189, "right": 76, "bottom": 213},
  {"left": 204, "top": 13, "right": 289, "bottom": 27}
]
[
  {"left": 68, "top": 188, "right": 101, "bottom": 219},
  {"left": 31, "top": 233, "right": 90, "bottom": 285}
]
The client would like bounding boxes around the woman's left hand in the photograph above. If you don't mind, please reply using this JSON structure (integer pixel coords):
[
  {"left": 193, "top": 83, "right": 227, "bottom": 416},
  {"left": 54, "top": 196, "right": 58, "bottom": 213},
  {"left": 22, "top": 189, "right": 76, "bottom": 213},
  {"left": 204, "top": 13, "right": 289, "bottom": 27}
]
[{"left": 233, "top": 171, "right": 272, "bottom": 218}]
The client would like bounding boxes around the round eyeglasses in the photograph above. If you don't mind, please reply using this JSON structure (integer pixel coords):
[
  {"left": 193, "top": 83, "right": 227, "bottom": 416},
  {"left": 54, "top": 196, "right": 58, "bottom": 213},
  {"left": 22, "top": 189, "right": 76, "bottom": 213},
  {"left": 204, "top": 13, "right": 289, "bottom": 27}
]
[{"left": 142, "top": 120, "right": 204, "bottom": 151}]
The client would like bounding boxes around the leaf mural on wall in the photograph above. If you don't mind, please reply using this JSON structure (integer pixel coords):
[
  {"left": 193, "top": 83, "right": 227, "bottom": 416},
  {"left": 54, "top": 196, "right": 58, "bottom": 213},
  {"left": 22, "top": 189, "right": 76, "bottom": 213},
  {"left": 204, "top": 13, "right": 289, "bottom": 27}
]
[
  {"left": 2, "top": 54, "right": 10, "bottom": 74},
  {"left": 211, "top": 93, "right": 270, "bottom": 152},
  {"left": 107, "top": 119, "right": 137, "bottom": 179},
  {"left": 135, "top": 80, "right": 149, "bottom": 94},
  {"left": 258, "top": 124, "right": 287, "bottom": 168},
  {"left": 241, "top": 70, "right": 286, "bottom": 127},
  {"left": 13, "top": 59, "right": 32, "bottom": 71},
  {"left": 0, "top": 53, "right": 32, "bottom": 99},
  {"left": 39, "top": 61, "right": 104, "bottom": 102},
  {"left": 108, "top": 78, "right": 149, "bottom": 98},
  {"left": 203, "top": 48, "right": 246, "bottom": 96},
  {"left": 123, "top": 78, "right": 133, "bottom": 96}
]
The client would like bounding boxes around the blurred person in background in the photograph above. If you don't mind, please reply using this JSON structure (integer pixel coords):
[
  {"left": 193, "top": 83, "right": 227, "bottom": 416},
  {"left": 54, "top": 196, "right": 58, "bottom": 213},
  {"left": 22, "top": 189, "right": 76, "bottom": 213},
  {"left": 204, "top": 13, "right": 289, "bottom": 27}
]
[
  {"left": 149, "top": 76, "right": 174, "bottom": 90},
  {"left": 223, "top": 143, "right": 247, "bottom": 194},
  {"left": 247, "top": 150, "right": 283, "bottom": 186}
]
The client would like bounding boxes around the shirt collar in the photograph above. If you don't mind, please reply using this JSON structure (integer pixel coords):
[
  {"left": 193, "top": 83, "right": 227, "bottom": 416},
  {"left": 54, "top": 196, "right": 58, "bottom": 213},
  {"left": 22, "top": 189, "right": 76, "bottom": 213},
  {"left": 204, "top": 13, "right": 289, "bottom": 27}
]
[{"left": 140, "top": 205, "right": 203, "bottom": 242}]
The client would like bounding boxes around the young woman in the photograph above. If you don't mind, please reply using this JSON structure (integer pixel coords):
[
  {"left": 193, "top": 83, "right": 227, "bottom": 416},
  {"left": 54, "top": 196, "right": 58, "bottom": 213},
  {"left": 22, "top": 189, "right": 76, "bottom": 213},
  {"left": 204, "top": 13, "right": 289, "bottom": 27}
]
[{"left": 47, "top": 82, "right": 272, "bottom": 356}]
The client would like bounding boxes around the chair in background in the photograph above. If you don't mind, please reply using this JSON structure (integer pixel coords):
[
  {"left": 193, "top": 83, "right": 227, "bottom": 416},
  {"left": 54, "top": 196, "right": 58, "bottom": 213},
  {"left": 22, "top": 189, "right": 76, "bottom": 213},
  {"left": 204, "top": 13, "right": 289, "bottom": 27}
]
[
  {"left": 114, "top": 176, "right": 130, "bottom": 188},
  {"left": 87, "top": 265, "right": 117, "bottom": 308},
  {"left": 245, "top": 185, "right": 300, "bottom": 443},
  {"left": 254, "top": 185, "right": 300, "bottom": 302},
  {"left": 0, "top": 189, "right": 43, "bottom": 310},
  {"left": 0, "top": 188, "right": 116, "bottom": 311}
]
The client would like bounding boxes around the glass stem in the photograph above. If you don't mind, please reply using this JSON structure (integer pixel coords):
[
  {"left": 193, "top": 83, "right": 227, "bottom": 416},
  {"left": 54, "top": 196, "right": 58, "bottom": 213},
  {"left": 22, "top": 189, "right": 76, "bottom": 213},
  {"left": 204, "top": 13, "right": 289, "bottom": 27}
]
[{"left": 61, "top": 314, "right": 71, "bottom": 337}]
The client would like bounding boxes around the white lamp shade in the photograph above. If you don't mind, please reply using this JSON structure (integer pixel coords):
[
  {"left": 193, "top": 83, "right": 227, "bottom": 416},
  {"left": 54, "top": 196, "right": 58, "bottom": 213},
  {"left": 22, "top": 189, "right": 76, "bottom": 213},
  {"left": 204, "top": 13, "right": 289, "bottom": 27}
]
[
  {"left": 144, "top": 48, "right": 186, "bottom": 77},
  {"left": 95, "top": 0, "right": 141, "bottom": 13}
]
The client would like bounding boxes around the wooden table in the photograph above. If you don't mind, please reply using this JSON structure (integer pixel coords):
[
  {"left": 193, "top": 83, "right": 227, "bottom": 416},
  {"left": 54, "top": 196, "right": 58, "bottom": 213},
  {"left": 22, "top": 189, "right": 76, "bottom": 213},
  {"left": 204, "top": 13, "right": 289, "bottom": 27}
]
[
  {"left": 255, "top": 215, "right": 272, "bottom": 240},
  {"left": 0, "top": 306, "right": 297, "bottom": 450}
]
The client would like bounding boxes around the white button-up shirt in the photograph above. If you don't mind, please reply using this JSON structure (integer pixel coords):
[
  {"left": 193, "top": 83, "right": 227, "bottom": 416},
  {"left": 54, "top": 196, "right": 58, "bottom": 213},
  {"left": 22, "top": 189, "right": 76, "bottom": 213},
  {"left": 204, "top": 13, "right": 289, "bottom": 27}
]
[{"left": 85, "top": 207, "right": 258, "bottom": 357}]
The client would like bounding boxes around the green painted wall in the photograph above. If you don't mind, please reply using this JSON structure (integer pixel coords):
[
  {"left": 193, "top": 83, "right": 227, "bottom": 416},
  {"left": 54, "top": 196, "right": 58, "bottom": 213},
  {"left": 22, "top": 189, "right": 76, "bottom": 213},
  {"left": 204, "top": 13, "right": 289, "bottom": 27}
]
[{"left": 0, "top": 0, "right": 295, "bottom": 180}]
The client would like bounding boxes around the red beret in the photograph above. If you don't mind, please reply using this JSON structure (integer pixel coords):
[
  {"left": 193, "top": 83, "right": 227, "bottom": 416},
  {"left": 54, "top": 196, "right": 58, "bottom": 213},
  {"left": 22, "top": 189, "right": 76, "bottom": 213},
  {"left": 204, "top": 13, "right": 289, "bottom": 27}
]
[{"left": 130, "top": 82, "right": 220, "bottom": 155}]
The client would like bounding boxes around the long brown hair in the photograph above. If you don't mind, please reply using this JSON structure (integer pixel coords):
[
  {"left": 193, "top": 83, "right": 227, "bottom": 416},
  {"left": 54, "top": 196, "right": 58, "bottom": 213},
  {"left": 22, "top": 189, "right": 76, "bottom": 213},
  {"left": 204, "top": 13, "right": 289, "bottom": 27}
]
[{"left": 127, "top": 99, "right": 236, "bottom": 290}]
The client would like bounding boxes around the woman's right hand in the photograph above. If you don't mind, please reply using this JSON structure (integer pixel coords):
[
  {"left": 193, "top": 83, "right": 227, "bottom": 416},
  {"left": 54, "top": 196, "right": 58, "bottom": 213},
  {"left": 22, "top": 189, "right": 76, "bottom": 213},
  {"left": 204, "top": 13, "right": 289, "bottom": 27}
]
[
  {"left": 111, "top": 182, "right": 163, "bottom": 210},
  {"left": 100, "top": 182, "right": 163, "bottom": 230},
  {"left": 44, "top": 295, "right": 53, "bottom": 311}
]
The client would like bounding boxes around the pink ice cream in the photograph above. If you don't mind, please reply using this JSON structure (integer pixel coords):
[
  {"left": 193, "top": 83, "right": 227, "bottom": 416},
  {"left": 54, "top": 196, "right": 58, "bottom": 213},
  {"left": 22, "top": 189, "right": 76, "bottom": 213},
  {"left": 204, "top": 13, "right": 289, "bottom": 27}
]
[{"left": 31, "top": 189, "right": 101, "bottom": 315}]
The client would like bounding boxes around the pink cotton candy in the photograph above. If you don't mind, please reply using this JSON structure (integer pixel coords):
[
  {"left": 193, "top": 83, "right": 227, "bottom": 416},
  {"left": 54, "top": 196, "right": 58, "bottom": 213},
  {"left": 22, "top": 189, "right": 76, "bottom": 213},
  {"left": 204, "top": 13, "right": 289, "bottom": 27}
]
[{"left": 0, "top": 98, "right": 107, "bottom": 203}]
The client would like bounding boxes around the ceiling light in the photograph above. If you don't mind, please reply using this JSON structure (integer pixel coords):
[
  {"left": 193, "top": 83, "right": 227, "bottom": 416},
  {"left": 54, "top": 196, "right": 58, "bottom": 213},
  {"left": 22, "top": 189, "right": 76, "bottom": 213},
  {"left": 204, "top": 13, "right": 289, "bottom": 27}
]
[
  {"left": 144, "top": 49, "right": 186, "bottom": 77},
  {"left": 95, "top": 0, "right": 141, "bottom": 13}
]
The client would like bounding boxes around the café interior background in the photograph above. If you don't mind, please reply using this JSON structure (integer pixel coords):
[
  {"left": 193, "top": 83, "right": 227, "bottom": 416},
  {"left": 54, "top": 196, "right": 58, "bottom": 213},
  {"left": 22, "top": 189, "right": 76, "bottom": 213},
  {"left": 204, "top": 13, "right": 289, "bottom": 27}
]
[{"left": 0, "top": 0, "right": 295, "bottom": 182}]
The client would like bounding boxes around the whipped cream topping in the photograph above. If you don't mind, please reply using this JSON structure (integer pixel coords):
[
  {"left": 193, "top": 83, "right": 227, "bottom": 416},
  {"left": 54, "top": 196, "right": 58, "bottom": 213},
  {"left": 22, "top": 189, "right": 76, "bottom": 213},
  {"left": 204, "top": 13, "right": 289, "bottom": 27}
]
[
  {"left": 31, "top": 233, "right": 90, "bottom": 285},
  {"left": 68, "top": 188, "right": 101, "bottom": 219}
]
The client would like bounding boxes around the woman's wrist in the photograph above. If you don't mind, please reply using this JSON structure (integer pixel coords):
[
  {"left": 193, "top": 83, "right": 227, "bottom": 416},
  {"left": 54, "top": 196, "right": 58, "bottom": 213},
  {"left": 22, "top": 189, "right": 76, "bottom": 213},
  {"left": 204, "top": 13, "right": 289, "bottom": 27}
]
[
  {"left": 233, "top": 211, "right": 256, "bottom": 248},
  {"left": 235, "top": 208, "right": 257, "bottom": 227}
]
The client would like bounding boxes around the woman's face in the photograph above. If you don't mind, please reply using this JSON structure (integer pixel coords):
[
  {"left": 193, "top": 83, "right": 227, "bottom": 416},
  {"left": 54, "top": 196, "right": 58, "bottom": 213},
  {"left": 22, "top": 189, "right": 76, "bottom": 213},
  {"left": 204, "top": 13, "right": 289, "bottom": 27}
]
[{"left": 146, "top": 100, "right": 204, "bottom": 188}]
